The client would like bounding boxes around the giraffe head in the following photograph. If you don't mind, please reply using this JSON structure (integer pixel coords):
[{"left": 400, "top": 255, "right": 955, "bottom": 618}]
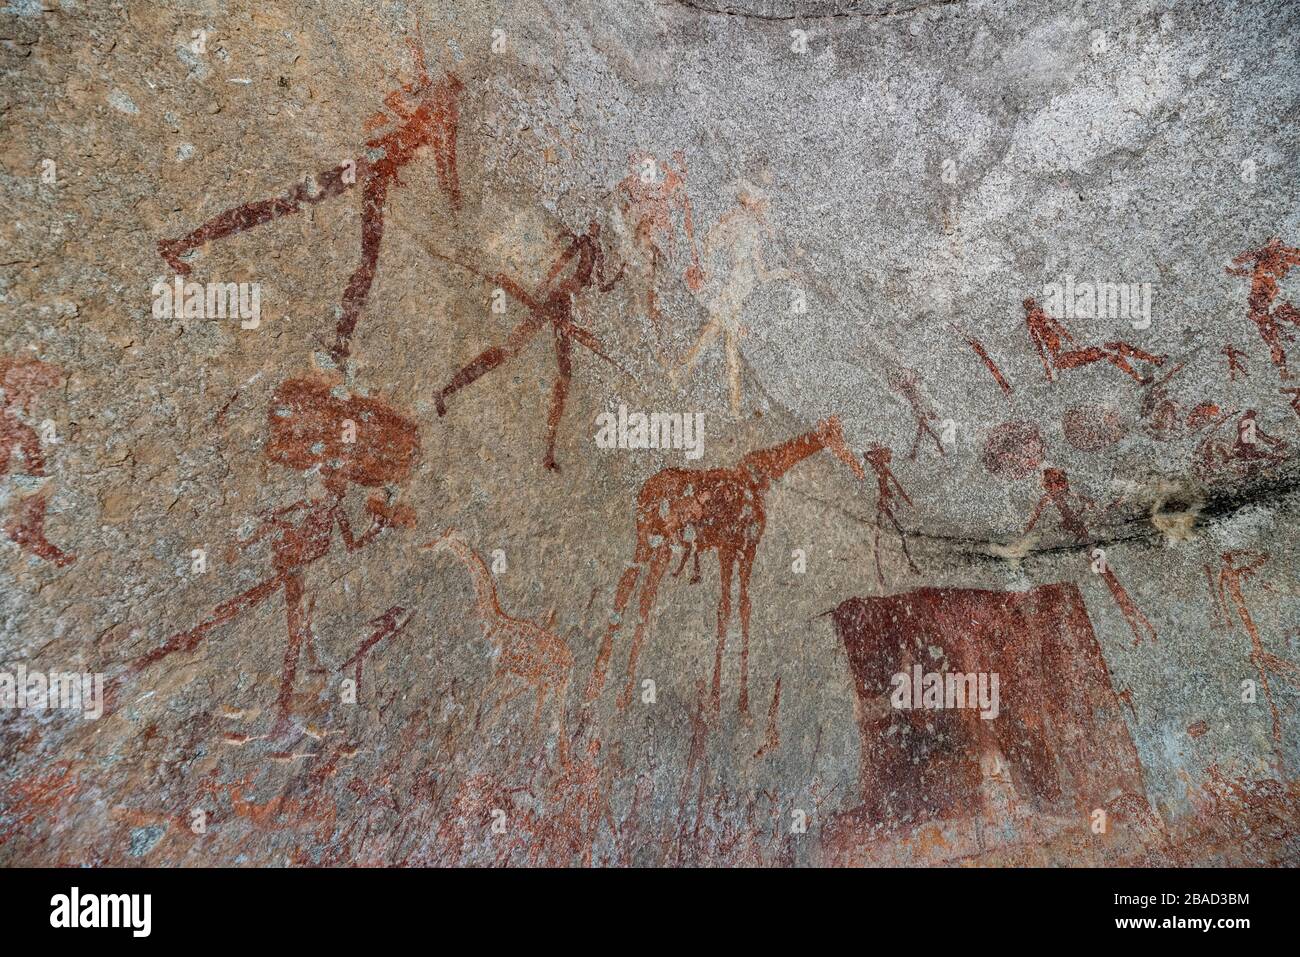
[
  {"left": 817, "top": 416, "right": 866, "bottom": 480},
  {"left": 420, "top": 527, "right": 465, "bottom": 551}
]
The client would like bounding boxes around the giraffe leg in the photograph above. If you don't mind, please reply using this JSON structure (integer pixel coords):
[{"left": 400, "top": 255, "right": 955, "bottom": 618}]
[
  {"left": 474, "top": 670, "right": 505, "bottom": 730},
  {"left": 711, "top": 549, "right": 735, "bottom": 714},
  {"left": 583, "top": 560, "right": 642, "bottom": 703},
  {"left": 484, "top": 680, "right": 526, "bottom": 731},
  {"left": 618, "top": 549, "right": 670, "bottom": 711},
  {"left": 737, "top": 542, "right": 756, "bottom": 716},
  {"left": 553, "top": 673, "right": 572, "bottom": 768},
  {"left": 543, "top": 328, "right": 573, "bottom": 472},
  {"left": 533, "top": 685, "right": 547, "bottom": 729},
  {"left": 725, "top": 329, "right": 744, "bottom": 415},
  {"left": 671, "top": 542, "right": 693, "bottom": 578}
]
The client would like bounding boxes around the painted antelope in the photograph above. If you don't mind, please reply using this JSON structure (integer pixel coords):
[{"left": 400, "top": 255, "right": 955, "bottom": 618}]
[
  {"left": 425, "top": 529, "right": 573, "bottom": 762},
  {"left": 584, "top": 416, "right": 865, "bottom": 714}
]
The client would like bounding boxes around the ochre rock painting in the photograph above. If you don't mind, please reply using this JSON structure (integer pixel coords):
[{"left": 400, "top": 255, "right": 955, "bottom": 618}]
[
  {"left": 1, "top": 357, "right": 76, "bottom": 567},
  {"left": 157, "top": 31, "right": 462, "bottom": 363},
  {"left": 119, "top": 377, "right": 419, "bottom": 740},
  {"left": 824, "top": 584, "right": 1154, "bottom": 864},
  {"left": 585, "top": 416, "right": 864, "bottom": 714},
  {"left": 2, "top": 1, "right": 1298, "bottom": 875},
  {"left": 432, "top": 222, "right": 625, "bottom": 472}
]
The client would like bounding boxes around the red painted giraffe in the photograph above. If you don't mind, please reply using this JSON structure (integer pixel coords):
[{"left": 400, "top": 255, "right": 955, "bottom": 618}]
[{"left": 584, "top": 416, "right": 865, "bottom": 714}]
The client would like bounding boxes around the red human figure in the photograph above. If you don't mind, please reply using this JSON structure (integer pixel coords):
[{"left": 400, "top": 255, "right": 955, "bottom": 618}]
[
  {"left": 1022, "top": 297, "right": 1165, "bottom": 384},
  {"left": 584, "top": 416, "right": 865, "bottom": 715},
  {"left": 1226, "top": 238, "right": 1300, "bottom": 379},
  {"left": 122, "top": 378, "right": 418, "bottom": 735},
  {"left": 886, "top": 366, "right": 945, "bottom": 460},
  {"left": 614, "top": 150, "right": 703, "bottom": 325},
  {"left": 1023, "top": 467, "right": 1156, "bottom": 646},
  {"left": 863, "top": 444, "right": 919, "bottom": 586},
  {"left": 1212, "top": 551, "right": 1299, "bottom": 749},
  {"left": 157, "top": 36, "right": 463, "bottom": 363},
  {"left": 1232, "top": 410, "right": 1289, "bottom": 466},
  {"left": 0, "top": 356, "right": 75, "bottom": 567},
  {"left": 432, "top": 222, "right": 625, "bottom": 472},
  {"left": 1194, "top": 409, "right": 1289, "bottom": 479},
  {"left": 1223, "top": 344, "right": 1249, "bottom": 380}
]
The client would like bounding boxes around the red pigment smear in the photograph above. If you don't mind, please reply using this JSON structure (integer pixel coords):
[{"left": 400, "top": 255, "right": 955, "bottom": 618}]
[
  {"left": 981, "top": 421, "right": 1045, "bottom": 480},
  {"left": 823, "top": 584, "right": 1149, "bottom": 849}
]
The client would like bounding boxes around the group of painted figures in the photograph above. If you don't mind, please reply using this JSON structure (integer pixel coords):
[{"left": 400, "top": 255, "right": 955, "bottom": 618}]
[{"left": 9, "top": 35, "right": 1298, "bottom": 775}]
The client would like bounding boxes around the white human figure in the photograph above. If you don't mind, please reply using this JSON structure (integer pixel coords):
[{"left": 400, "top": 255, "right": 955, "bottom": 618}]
[{"left": 675, "top": 180, "right": 791, "bottom": 415}]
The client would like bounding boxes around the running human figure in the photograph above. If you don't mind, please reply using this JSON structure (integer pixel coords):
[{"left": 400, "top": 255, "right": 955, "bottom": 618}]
[
  {"left": 1226, "top": 238, "right": 1300, "bottom": 380},
  {"left": 121, "top": 377, "right": 418, "bottom": 736},
  {"left": 863, "top": 444, "right": 919, "bottom": 586},
  {"left": 431, "top": 221, "right": 625, "bottom": 472},
  {"left": 614, "top": 151, "right": 703, "bottom": 327},
  {"left": 1022, "top": 467, "right": 1156, "bottom": 646},
  {"left": 157, "top": 33, "right": 463, "bottom": 363},
  {"left": 1209, "top": 550, "right": 1299, "bottom": 752},
  {"left": 1, "top": 356, "right": 75, "bottom": 567},
  {"left": 886, "top": 365, "right": 946, "bottom": 461},
  {"left": 1022, "top": 297, "right": 1165, "bottom": 384},
  {"left": 1223, "top": 344, "right": 1249, "bottom": 381},
  {"left": 676, "top": 179, "right": 794, "bottom": 416}
]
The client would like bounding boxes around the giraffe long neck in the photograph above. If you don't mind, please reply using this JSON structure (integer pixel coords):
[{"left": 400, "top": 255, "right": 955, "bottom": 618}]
[
  {"left": 442, "top": 538, "right": 502, "bottom": 622},
  {"left": 739, "top": 428, "right": 826, "bottom": 485}
]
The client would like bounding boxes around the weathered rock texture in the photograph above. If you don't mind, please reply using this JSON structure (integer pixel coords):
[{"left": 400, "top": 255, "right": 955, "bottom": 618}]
[{"left": 1, "top": 0, "right": 1297, "bottom": 866}]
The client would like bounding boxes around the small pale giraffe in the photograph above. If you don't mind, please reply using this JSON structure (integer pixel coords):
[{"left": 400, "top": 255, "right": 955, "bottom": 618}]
[{"left": 424, "top": 529, "right": 573, "bottom": 761}]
